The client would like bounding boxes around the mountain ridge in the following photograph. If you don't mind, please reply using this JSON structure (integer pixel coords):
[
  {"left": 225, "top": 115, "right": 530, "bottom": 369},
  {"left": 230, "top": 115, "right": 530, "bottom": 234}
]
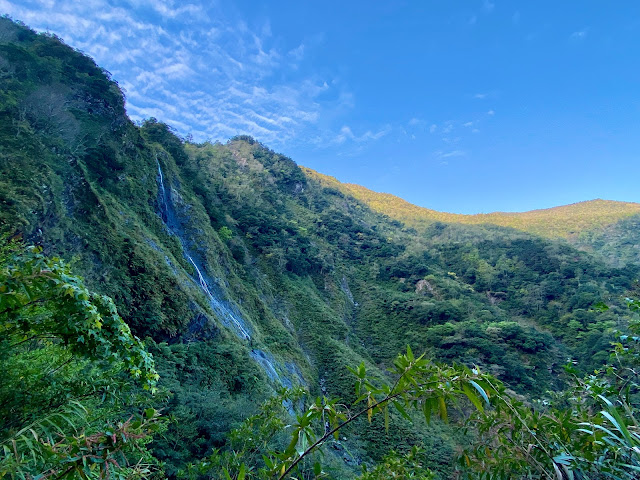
[{"left": 302, "top": 167, "right": 640, "bottom": 239}]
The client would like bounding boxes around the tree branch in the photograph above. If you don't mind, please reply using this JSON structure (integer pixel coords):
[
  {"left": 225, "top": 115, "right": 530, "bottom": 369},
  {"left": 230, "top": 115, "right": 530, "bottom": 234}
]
[
  {"left": 277, "top": 389, "right": 409, "bottom": 480},
  {"left": 277, "top": 363, "right": 423, "bottom": 479}
]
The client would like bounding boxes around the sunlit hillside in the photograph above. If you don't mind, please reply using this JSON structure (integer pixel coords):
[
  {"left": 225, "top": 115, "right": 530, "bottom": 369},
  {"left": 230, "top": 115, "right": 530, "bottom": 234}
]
[{"left": 302, "top": 167, "right": 640, "bottom": 239}]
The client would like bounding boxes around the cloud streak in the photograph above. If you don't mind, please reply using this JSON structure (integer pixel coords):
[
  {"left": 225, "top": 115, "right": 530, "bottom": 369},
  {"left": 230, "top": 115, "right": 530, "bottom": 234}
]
[
  {"left": 334, "top": 125, "right": 391, "bottom": 144},
  {"left": 570, "top": 29, "right": 588, "bottom": 40},
  {"left": 434, "top": 149, "right": 466, "bottom": 159},
  {"left": 0, "top": 0, "right": 338, "bottom": 145}
]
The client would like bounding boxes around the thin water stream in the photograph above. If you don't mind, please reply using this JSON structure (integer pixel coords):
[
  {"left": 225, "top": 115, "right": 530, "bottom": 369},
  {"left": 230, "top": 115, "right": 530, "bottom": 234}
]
[{"left": 156, "top": 159, "right": 301, "bottom": 391}]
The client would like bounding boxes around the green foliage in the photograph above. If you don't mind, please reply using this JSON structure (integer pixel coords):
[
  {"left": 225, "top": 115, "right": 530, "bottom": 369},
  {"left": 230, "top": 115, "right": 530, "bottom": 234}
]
[
  {"left": 576, "top": 214, "right": 640, "bottom": 267},
  {"left": 191, "top": 347, "right": 494, "bottom": 480},
  {"left": 218, "top": 226, "right": 233, "bottom": 242},
  {"left": 180, "top": 388, "right": 305, "bottom": 479},
  {"left": 458, "top": 300, "right": 640, "bottom": 479},
  {"left": 358, "top": 446, "right": 434, "bottom": 480},
  {"left": 2, "top": 406, "right": 165, "bottom": 480},
  {"left": 3, "top": 17, "right": 640, "bottom": 480},
  {"left": 0, "top": 244, "right": 158, "bottom": 391},
  {"left": 0, "top": 241, "right": 164, "bottom": 479},
  {"left": 148, "top": 340, "right": 269, "bottom": 477},
  {"left": 192, "top": 325, "right": 640, "bottom": 480}
]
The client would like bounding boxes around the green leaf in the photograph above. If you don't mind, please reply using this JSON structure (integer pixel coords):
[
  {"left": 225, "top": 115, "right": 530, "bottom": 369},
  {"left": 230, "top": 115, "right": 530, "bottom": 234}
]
[
  {"left": 406, "top": 344, "right": 414, "bottom": 362},
  {"left": 438, "top": 396, "right": 448, "bottom": 423},
  {"left": 422, "top": 398, "right": 433, "bottom": 425},
  {"left": 285, "top": 431, "right": 300, "bottom": 456},
  {"left": 601, "top": 409, "right": 632, "bottom": 443},
  {"left": 553, "top": 453, "right": 574, "bottom": 466},
  {"left": 393, "top": 402, "right": 412, "bottom": 422}
]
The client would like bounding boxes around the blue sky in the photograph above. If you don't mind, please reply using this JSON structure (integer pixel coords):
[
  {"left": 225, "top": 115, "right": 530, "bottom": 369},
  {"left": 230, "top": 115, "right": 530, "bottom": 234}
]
[{"left": 3, "top": 0, "right": 640, "bottom": 213}]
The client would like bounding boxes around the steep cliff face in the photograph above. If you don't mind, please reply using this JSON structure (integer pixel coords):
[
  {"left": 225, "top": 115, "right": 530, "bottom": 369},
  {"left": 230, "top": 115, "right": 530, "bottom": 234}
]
[
  {"left": 1, "top": 18, "right": 639, "bottom": 476},
  {"left": 0, "top": 19, "right": 318, "bottom": 471}
]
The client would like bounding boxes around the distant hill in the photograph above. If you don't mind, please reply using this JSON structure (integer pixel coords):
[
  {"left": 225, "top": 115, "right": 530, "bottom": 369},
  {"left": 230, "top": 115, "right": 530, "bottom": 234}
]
[{"left": 302, "top": 167, "right": 640, "bottom": 240}]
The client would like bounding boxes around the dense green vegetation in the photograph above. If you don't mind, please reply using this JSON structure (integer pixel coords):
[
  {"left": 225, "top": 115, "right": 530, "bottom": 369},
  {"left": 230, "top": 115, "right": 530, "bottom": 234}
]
[
  {"left": 303, "top": 168, "right": 640, "bottom": 242},
  {"left": 2, "top": 16, "right": 640, "bottom": 479},
  {"left": 183, "top": 331, "right": 640, "bottom": 479},
  {"left": 0, "top": 238, "right": 163, "bottom": 478}
]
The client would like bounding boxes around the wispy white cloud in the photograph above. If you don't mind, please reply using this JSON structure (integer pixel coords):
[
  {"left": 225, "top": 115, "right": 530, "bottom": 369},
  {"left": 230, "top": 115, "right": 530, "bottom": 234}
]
[
  {"left": 474, "top": 93, "right": 487, "bottom": 99},
  {"left": 288, "top": 43, "right": 305, "bottom": 61},
  {"left": 570, "top": 29, "right": 588, "bottom": 40},
  {"left": 483, "top": 0, "right": 495, "bottom": 12},
  {"left": 145, "top": 0, "right": 205, "bottom": 20},
  {"left": 434, "top": 149, "right": 466, "bottom": 159},
  {"left": 334, "top": 125, "right": 391, "bottom": 144},
  {"left": 0, "top": 0, "right": 343, "bottom": 145},
  {"left": 157, "top": 62, "right": 195, "bottom": 79},
  {"left": 487, "top": 109, "right": 495, "bottom": 116},
  {"left": 334, "top": 126, "right": 354, "bottom": 144}
]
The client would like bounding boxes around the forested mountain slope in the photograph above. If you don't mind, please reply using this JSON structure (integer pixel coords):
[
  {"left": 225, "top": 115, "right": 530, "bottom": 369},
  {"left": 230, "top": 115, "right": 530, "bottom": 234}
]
[
  {"left": 303, "top": 168, "right": 640, "bottom": 246},
  {"left": 1, "top": 18, "right": 639, "bottom": 478}
]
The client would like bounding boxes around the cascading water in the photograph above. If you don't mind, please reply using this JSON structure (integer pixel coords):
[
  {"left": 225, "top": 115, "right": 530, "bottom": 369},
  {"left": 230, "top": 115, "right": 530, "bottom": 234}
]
[
  {"left": 187, "top": 255, "right": 214, "bottom": 299},
  {"left": 250, "top": 350, "right": 285, "bottom": 385},
  {"left": 155, "top": 159, "right": 302, "bottom": 396},
  {"left": 157, "top": 158, "right": 182, "bottom": 233},
  {"left": 156, "top": 159, "right": 251, "bottom": 341},
  {"left": 157, "top": 160, "right": 168, "bottom": 223},
  {"left": 186, "top": 255, "right": 251, "bottom": 340},
  {"left": 250, "top": 349, "right": 298, "bottom": 414}
]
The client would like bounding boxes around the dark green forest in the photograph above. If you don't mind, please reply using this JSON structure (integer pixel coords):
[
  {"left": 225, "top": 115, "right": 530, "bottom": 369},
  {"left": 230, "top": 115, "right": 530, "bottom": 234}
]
[{"left": 2, "top": 17, "right": 640, "bottom": 479}]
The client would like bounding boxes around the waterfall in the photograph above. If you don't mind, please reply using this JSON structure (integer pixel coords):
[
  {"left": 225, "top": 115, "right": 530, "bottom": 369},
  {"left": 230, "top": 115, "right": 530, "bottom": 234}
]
[
  {"left": 251, "top": 349, "right": 297, "bottom": 414},
  {"left": 156, "top": 158, "right": 169, "bottom": 223},
  {"left": 154, "top": 161, "right": 305, "bottom": 406},
  {"left": 155, "top": 160, "right": 251, "bottom": 341},
  {"left": 157, "top": 159, "right": 165, "bottom": 195},
  {"left": 187, "top": 255, "right": 215, "bottom": 300},
  {"left": 340, "top": 276, "right": 355, "bottom": 305},
  {"left": 250, "top": 350, "right": 284, "bottom": 385},
  {"left": 186, "top": 255, "right": 251, "bottom": 340}
]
